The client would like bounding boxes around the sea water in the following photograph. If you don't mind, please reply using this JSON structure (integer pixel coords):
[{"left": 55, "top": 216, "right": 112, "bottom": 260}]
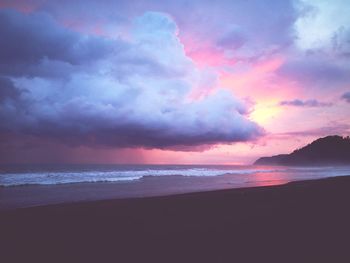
[
  {"left": 1, "top": 164, "right": 350, "bottom": 187},
  {"left": 1, "top": 164, "right": 350, "bottom": 209}
]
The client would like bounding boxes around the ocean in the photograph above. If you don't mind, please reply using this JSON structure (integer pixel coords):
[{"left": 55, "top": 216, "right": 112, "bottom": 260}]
[{"left": 1, "top": 164, "right": 350, "bottom": 209}]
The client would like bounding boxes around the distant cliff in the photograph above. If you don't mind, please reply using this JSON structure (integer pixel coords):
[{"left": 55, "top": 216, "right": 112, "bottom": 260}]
[{"left": 254, "top": 135, "right": 350, "bottom": 166}]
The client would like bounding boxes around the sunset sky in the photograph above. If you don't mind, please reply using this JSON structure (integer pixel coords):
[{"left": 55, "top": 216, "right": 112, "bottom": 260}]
[{"left": 0, "top": 0, "right": 349, "bottom": 164}]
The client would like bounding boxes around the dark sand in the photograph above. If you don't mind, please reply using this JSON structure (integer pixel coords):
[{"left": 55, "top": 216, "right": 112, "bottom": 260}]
[{"left": 1, "top": 176, "right": 350, "bottom": 263}]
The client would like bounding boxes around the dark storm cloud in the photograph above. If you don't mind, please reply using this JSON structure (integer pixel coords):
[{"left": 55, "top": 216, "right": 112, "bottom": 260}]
[
  {"left": 0, "top": 86, "right": 263, "bottom": 149},
  {"left": 279, "top": 99, "right": 332, "bottom": 108},
  {"left": 0, "top": 9, "right": 263, "bottom": 150},
  {"left": 0, "top": 9, "right": 116, "bottom": 77}
]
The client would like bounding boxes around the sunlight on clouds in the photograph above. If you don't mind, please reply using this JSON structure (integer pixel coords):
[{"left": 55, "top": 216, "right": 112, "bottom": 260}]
[{"left": 250, "top": 103, "right": 282, "bottom": 126}]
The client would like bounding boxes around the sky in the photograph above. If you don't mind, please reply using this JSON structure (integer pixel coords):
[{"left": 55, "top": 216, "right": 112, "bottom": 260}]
[{"left": 0, "top": 0, "right": 349, "bottom": 164}]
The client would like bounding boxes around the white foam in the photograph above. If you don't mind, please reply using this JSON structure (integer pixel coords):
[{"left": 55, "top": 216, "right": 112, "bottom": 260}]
[
  {"left": 1, "top": 166, "right": 349, "bottom": 187},
  {"left": 0, "top": 171, "right": 143, "bottom": 186},
  {"left": 0, "top": 167, "right": 281, "bottom": 186}
]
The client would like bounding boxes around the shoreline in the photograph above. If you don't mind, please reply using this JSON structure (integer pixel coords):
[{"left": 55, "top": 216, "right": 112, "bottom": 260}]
[
  {"left": 3, "top": 166, "right": 350, "bottom": 210},
  {"left": 0, "top": 175, "right": 343, "bottom": 211},
  {"left": 1, "top": 175, "right": 350, "bottom": 262},
  {"left": 0, "top": 172, "right": 290, "bottom": 211}
]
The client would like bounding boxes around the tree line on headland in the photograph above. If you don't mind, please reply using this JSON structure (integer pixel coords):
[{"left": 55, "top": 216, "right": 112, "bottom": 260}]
[{"left": 254, "top": 135, "right": 350, "bottom": 166}]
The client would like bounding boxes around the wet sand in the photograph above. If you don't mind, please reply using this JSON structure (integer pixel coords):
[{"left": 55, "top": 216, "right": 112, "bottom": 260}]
[{"left": 1, "top": 176, "right": 350, "bottom": 262}]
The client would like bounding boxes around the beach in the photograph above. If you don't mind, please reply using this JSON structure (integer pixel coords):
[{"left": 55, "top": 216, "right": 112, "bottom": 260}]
[
  {"left": 2, "top": 164, "right": 350, "bottom": 210},
  {"left": 1, "top": 1, "right": 350, "bottom": 262},
  {"left": 1, "top": 175, "right": 350, "bottom": 262}
]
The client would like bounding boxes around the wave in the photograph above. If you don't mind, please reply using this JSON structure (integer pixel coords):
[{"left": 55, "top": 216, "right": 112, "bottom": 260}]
[
  {"left": 0, "top": 167, "right": 287, "bottom": 186},
  {"left": 2, "top": 166, "right": 348, "bottom": 187}
]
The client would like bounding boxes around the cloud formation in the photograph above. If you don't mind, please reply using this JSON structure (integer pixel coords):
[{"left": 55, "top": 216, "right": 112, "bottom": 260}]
[
  {"left": 1, "top": 0, "right": 350, "bottom": 164},
  {"left": 341, "top": 92, "right": 350, "bottom": 103},
  {"left": 0, "top": 10, "right": 262, "bottom": 150},
  {"left": 279, "top": 99, "right": 332, "bottom": 107}
]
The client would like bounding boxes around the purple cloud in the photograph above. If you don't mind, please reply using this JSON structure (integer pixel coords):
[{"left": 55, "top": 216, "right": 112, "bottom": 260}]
[
  {"left": 277, "top": 56, "right": 350, "bottom": 89},
  {"left": 216, "top": 26, "right": 247, "bottom": 50},
  {"left": 0, "top": 77, "right": 22, "bottom": 101},
  {"left": 341, "top": 92, "right": 350, "bottom": 103},
  {"left": 279, "top": 99, "right": 332, "bottom": 107},
  {"left": 271, "top": 122, "right": 350, "bottom": 138},
  {"left": 0, "top": 10, "right": 263, "bottom": 151},
  {"left": 31, "top": 0, "right": 298, "bottom": 62},
  {"left": 0, "top": 9, "right": 118, "bottom": 78}
]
